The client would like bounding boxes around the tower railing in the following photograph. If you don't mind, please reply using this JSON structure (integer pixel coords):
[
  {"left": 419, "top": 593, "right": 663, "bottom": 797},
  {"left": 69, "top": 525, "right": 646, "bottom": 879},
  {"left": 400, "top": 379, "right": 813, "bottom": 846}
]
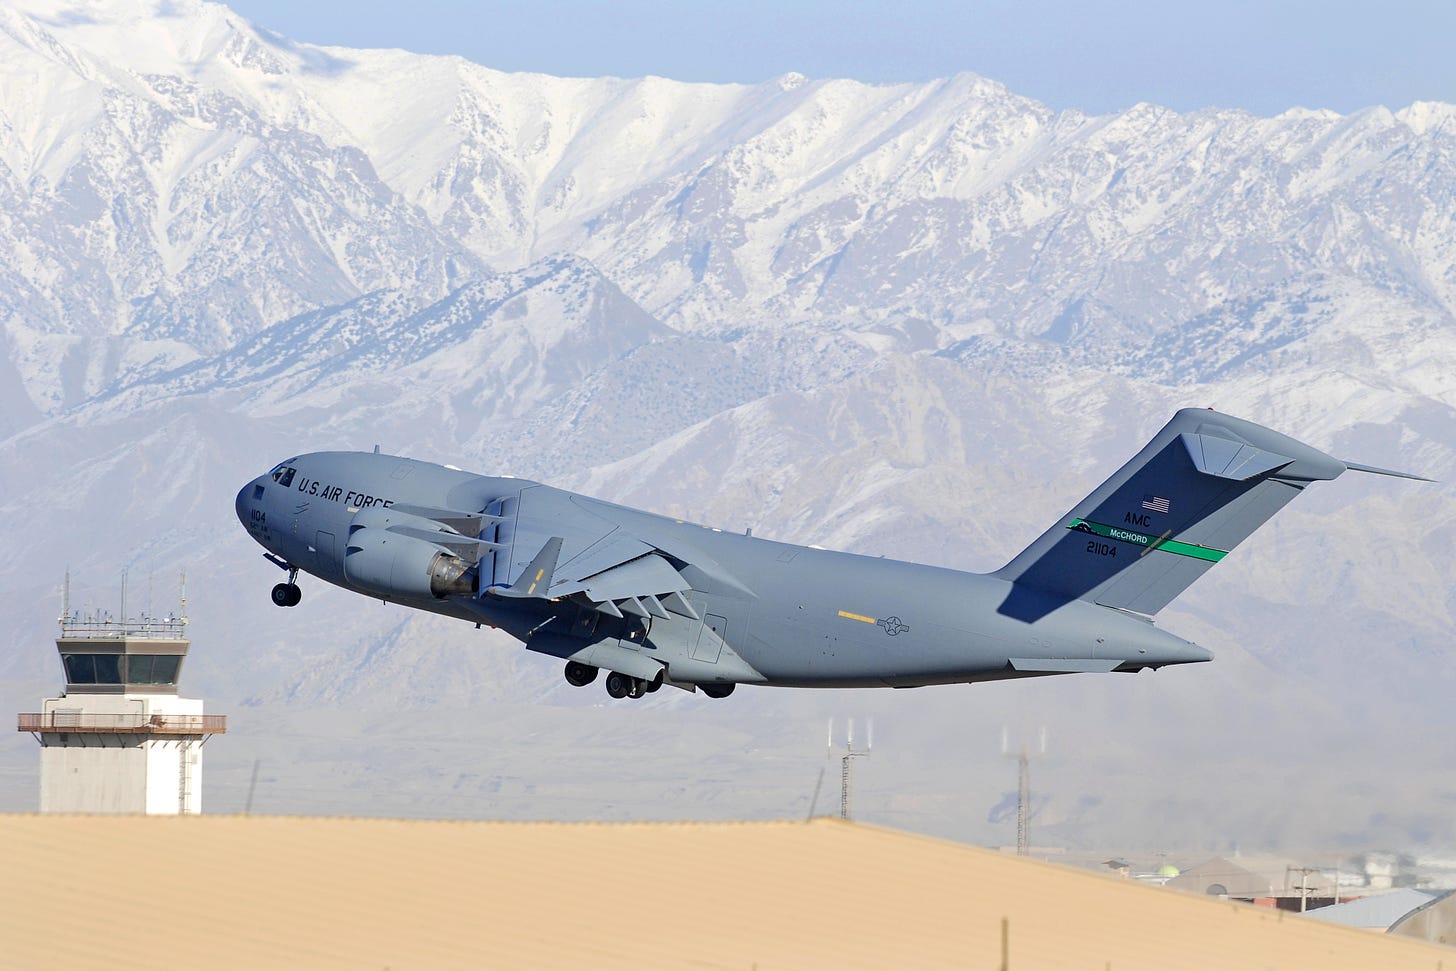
[
  {"left": 18, "top": 713, "right": 225, "bottom": 734},
  {"left": 59, "top": 612, "right": 188, "bottom": 640}
]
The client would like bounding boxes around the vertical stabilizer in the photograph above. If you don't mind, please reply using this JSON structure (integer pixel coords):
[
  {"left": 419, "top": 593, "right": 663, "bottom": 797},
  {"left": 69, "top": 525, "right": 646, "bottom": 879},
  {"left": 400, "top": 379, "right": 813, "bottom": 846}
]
[{"left": 993, "top": 409, "right": 1353, "bottom": 620}]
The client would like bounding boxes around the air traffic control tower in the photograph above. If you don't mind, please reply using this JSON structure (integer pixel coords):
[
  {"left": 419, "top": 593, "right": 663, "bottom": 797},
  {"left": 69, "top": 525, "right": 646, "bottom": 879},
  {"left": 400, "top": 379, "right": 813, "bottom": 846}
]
[{"left": 17, "top": 579, "right": 226, "bottom": 814}]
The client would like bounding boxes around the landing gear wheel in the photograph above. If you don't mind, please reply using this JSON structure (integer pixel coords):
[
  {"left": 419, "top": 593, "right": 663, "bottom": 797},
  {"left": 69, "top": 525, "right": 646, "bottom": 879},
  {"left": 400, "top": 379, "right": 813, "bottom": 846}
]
[
  {"left": 626, "top": 678, "right": 647, "bottom": 699},
  {"left": 564, "top": 661, "right": 598, "bottom": 687},
  {"left": 644, "top": 678, "right": 661, "bottom": 693},
  {"left": 605, "top": 671, "right": 631, "bottom": 699},
  {"left": 271, "top": 583, "right": 302, "bottom": 607},
  {"left": 701, "top": 682, "right": 735, "bottom": 699}
]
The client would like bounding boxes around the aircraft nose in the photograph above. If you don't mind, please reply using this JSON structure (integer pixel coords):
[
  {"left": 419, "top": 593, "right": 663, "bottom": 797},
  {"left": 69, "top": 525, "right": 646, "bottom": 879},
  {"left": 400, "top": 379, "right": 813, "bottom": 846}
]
[{"left": 235, "top": 481, "right": 255, "bottom": 527}]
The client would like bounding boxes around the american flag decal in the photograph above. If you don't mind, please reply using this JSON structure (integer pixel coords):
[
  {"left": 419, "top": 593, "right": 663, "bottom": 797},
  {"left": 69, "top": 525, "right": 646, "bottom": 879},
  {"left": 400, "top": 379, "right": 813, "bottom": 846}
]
[{"left": 1142, "top": 494, "right": 1171, "bottom": 514}]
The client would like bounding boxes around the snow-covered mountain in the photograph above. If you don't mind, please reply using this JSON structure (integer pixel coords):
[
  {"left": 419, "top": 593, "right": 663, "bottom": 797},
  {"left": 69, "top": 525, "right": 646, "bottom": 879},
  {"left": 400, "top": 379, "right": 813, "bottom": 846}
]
[{"left": 2, "top": 0, "right": 1454, "bottom": 856}]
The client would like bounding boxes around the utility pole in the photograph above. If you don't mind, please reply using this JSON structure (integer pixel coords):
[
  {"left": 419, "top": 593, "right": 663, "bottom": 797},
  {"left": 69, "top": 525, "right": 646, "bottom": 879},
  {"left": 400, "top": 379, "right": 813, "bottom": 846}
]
[{"left": 1289, "top": 866, "right": 1319, "bottom": 913}]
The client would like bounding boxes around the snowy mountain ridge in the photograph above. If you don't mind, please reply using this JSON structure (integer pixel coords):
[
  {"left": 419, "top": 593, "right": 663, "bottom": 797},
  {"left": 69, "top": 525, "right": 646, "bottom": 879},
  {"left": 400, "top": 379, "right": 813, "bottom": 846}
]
[{"left": 7, "top": 2, "right": 1456, "bottom": 367}]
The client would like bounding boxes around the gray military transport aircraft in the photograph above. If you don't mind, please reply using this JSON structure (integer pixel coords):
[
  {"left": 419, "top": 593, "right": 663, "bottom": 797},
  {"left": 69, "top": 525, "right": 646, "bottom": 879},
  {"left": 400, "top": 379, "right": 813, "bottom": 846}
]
[{"left": 236, "top": 409, "right": 1424, "bottom": 700}]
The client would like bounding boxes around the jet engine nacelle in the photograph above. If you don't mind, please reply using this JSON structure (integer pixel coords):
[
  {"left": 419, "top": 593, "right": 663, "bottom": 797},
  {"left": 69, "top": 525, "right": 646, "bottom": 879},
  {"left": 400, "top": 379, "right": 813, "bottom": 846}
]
[{"left": 343, "top": 528, "right": 474, "bottom": 600}]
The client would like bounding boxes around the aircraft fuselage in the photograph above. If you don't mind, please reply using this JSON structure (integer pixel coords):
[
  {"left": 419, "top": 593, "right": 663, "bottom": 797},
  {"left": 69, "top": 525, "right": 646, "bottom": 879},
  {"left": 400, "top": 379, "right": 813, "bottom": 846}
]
[{"left": 236, "top": 448, "right": 1210, "bottom": 694}]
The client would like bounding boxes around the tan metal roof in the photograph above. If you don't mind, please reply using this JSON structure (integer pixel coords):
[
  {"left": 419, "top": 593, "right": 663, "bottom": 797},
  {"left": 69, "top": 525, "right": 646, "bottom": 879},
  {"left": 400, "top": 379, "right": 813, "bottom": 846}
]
[{"left": 0, "top": 814, "right": 1449, "bottom": 970}]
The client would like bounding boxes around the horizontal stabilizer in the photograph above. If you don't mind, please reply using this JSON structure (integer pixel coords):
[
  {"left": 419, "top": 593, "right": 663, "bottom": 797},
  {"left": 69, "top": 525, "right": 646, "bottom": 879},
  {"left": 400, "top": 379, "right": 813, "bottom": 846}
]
[
  {"left": 1009, "top": 658, "right": 1122, "bottom": 673},
  {"left": 1180, "top": 433, "right": 1291, "bottom": 480},
  {"left": 1341, "top": 460, "right": 1434, "bottom": 482}
]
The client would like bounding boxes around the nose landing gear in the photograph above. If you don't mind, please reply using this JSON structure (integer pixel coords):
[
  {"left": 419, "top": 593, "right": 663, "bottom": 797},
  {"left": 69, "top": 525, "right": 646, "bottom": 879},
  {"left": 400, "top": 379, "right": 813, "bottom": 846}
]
[
  {"left": 271, "top": 582, "right": 302, "bottom": 607},
  {"left": 265, "top": 554, "right": 302, "bottom": 607}
]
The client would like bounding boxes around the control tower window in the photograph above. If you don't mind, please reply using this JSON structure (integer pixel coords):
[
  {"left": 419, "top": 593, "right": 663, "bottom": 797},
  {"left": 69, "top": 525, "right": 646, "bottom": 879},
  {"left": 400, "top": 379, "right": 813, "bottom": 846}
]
[
  {"left": 62, "top": 654, "right": 94, "bottom": 683},
  {"left": 62, "top": 654, "right": 122, "bottom": 684},
  {"left": 92, "top": 654, "right": 121, "bottom": 683},
  {"left": 127, "top": 655, "right": 181, "bottom": 685}
]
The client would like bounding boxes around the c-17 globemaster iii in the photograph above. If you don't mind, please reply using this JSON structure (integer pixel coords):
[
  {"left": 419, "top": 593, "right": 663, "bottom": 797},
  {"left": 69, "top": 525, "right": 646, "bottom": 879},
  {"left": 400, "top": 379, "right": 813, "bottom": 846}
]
[{"left": 236, "top": 409, "right": 1425, "bottom": 700}]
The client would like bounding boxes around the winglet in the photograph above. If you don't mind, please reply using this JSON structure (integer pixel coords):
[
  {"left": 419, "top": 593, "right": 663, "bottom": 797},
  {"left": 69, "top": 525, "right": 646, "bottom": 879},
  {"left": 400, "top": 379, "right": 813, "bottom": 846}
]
[{"left": 487, "top": 537, "right": 563, "bottom": 600}]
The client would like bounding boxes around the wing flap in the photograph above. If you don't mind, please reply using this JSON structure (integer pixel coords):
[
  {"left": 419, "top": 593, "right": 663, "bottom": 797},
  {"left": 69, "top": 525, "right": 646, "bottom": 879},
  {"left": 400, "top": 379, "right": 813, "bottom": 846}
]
[
  {"left": 548, "top": 552, "right": 701, "bottom": 618},
  {"left": 571, "top": 553, "right": 690, "bottom": 602}
]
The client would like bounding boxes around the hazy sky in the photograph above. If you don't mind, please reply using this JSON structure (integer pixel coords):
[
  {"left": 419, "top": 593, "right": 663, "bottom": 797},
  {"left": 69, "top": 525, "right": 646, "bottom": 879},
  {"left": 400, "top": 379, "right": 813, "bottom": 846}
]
[{"left": 222, "top": 0, "right": 1456, "bottom": 116}]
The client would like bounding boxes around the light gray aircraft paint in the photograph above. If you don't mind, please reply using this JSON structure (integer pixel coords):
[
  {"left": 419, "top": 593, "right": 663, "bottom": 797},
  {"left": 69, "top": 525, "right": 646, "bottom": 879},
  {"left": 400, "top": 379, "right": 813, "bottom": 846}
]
[{"left": 235, "top": 409, "right": 1425, "bottom": 700}]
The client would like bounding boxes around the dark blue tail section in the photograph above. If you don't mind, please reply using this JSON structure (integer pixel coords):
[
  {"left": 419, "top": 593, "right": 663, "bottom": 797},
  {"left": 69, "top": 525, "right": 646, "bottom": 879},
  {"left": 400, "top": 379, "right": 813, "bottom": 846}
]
[{"left": 993, "top": 409, "right": 1355, "bottom": 620}]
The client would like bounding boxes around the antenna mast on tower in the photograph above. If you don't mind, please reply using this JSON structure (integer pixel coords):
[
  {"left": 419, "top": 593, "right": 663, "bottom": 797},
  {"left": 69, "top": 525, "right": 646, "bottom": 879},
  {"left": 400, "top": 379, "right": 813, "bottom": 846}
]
[
  {"left": 1002, "top": 726, "right": 1046, "bottom": 856},
  {"left": 828, "top": 717, "right": 873, "bottom": 821}
]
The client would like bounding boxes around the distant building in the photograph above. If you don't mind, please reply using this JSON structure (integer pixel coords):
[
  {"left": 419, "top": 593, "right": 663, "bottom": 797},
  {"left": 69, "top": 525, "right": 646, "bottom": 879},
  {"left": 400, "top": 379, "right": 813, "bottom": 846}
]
[
  {"left": 1306, "top": 888, "right": 1435, "bottom": 931},
  {"left": 1389, "top": 890, "right": 1456, "bottom": 946},
  {"left": 1166, "top": 855, "right": 1341, "bottom": 911},
  {"left": 16, "top": 581, "right": 225, "bottom": 813}
]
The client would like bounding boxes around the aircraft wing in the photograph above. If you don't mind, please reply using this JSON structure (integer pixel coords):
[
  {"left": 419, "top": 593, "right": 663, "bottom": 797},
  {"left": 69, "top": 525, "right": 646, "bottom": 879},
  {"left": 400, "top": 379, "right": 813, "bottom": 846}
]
[{"left": 484, "top": 488, "right": 706, "bottom": 621}]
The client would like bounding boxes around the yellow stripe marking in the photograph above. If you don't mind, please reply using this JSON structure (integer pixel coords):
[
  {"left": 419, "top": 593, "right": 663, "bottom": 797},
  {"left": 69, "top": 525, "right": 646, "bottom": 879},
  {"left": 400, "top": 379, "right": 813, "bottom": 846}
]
[
  {"left": 838, "top": 610, "right": 876, "bottom": 624},
  {"left": 1140, "top": 529, "right": 1173, "bottom": 558}
]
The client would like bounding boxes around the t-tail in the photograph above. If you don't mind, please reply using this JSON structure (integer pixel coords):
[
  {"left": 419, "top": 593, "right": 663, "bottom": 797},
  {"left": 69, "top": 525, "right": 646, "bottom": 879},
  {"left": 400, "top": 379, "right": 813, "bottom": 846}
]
[{"left": 992, "top": 408, "right": 1428, "bottom": 621}]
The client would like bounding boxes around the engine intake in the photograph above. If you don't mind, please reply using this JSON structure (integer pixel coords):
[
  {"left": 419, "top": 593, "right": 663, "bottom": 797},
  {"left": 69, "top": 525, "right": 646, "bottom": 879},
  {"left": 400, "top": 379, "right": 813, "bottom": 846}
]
[{"left": 343, "top": 527, "right": 474, "bottom": 599}]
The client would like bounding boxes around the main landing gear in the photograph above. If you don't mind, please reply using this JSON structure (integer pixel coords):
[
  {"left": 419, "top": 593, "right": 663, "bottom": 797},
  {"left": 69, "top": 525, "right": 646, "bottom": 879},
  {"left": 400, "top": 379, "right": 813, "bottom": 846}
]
[
  {"left": 561, "top": 662, "right": 734, "bottom": 700},
  {"left": 561, "top": 661, "right": 658, "bottom": 699},
  {"left": 266, "top": 555, "right": 302, "bottom": 607},
  {"left": 564, "top": 661, "right": 597, "bottom": 687},
  {"left": 604, "top": 670, "right": 666, "bottom": 699}
]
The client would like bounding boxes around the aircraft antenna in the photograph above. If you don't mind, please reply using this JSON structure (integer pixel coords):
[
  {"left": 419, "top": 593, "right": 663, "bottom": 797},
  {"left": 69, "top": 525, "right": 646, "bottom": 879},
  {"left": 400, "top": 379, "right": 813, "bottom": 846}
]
[{"left": 59, "top": 568, "right": 71, "bottom": 635}]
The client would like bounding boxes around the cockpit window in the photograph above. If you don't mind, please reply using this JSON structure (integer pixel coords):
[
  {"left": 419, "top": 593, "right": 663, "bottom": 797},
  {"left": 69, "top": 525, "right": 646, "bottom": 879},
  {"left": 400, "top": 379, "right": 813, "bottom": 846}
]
[{"left": 270, "top": 462, "right": 297, "bottom": 488}]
